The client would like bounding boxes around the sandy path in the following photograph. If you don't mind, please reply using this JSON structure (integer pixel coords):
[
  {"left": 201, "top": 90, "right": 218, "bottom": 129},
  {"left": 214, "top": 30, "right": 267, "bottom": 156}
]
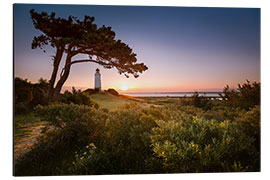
[{"left": 14, "top": 122, "right": 47, "bottom": 163}]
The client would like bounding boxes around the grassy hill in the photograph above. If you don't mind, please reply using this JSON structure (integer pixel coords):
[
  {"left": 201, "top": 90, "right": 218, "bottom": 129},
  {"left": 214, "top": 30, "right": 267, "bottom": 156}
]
[{"left": 89, "top": 92, "right": 146, "bottom": 110}]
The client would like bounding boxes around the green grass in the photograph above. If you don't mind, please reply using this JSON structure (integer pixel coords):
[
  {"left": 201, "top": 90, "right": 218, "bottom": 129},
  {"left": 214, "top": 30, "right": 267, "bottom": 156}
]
[
  {"left": 140, "top": 97, "right": 180, "bottom": 106},
  {"left": 14, "top": 112, "right": 41, "bottom": 143},
  {"left": 90, "top": 92, "right": 183, "bottom": 110},
  {"left": 90, "top": 92, "right": 145, "bottom": 110}
]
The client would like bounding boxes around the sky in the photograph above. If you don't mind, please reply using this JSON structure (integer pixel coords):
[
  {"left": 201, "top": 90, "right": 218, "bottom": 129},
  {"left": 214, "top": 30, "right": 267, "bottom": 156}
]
[{"left": 14, "top": 4, "right": 260, "bottom": 93}]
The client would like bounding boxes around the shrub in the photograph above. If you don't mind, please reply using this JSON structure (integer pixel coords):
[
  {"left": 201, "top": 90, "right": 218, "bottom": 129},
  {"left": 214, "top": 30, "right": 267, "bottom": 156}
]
[
  {"left": 220, "top": 80, "right": 260, "bottom": 110},
  {"left": 94, "top": 104, "right": 159, "bottom": 174},
  {"left": 105, "top": 88, "right": 119, "bottom": 96},
  {"left": 15, "top": 78, "right": 33, "bottom": 104},
  {"left": 150, "top": 116, "right": 260, "bottom": 172},
  {"left": 66, "top": 104, "right": 162, "bottom": 174},
  {"left": 15, "top": 103, "right": 107, "bottom": 176},
  {"left": 15, "top": 102, "right": 30, "bottom": 114},
  {"left": 29, "top": 78, "right": 49, "bottom": 106},
  {"left": 35, "top": 104, "right": 102, "bottom": 136},
  {"left": 177, "top": 105, "right": 204, "bottom": 117},
  {"left": 179, "top": 92, "right": 212, "bottom": 110},
  {"left": 15, "top": 77, "right": 49, "bottom": 114},
  {"left": 236, "top": 105, "right": 260, "bottom": 151},
  {"left": 15, "top": 102, "right": 260, "bottom": 175},
  {"left": 60, "top": 87, "right": 99, "bottom": 107},
  {"left": 83, "top": 88, "right": 99, "bottom": 95},
  {"left": 203, "top": 106, "right": 245, "bottom": 122},
  {"left": 15, "top": 129, "right": 76, "bottom": 176}
]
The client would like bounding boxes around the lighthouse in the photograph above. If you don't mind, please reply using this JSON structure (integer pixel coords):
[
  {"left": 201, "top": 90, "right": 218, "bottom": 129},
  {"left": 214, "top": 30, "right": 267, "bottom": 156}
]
[{"left": 94, "top": 68, "right": 101, "bottom": 91}]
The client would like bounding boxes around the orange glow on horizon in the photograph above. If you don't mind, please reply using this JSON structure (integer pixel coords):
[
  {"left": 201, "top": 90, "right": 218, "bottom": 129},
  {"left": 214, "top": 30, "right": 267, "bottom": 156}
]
[
  {"left": 55, "top": 74, "right": 260, "bottom": 93},
  {"left": 120, "top": 85, "right": 129, "bottom": 91}
]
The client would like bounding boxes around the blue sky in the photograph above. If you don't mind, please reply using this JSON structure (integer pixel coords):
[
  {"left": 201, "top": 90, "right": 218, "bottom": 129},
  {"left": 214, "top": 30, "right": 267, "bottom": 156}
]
[{"left": 14, "top": 4, "right": 260, "bottom": 92}]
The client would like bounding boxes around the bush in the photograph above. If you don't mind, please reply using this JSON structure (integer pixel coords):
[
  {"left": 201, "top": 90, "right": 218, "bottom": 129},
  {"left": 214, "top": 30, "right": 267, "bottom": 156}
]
[
  {"left": 15, "top": 103, "right": 107, "bottom": 176},
  {"left": 236, "top": 105, "right": 260, "bottom": 151},
  {"left": 15, "top": 129, "right": 77, "bottom": 176},
  {"left": 67, "top": 104, "right": 260, "bottom": 174},
  {"left": 15, "top": 102, "right": 30, "bottom": 114},
  {"left": 150, "top": 116, "right": 259, "bottom": 172},
  {"left": 179, "top": 92, "right": 212, "bottom": 110},
  {"left": 220, "top": 80, "right": 260, "bottom": 110},
  {"left": 105, "top": 88, "right": 119, "bottom": 96},
  {"left": 60, "top": 87, "right": 99, "bottom": 107},
  {"left": 35, "top": 104, "right": 104, "bottom": 143},
  {"left": 68, "top": 104, "right": 160, "bottom": 174},
  {"left": 15, "top": 78, "right": 33, "bottom": 104},
  {"left": 15, "top": 102, "right": 260, "bottom": 175},
  {"left": 203, "top": 106, "right": 245, "bottom": 122},
  {"left": 15, "top": 77, "right": 49, "bottom": 114},
  {"left": 83, "top": 88, "right": 99, "bottom": 95},
  {"left": 30, "top": 84, "right": 48, "bottom": 106}
]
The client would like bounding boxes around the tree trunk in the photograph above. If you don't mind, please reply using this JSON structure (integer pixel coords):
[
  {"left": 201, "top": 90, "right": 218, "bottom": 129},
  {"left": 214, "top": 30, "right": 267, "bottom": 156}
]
[
  {"left": 51, "top": 55, "right": 72, "bottom": 102},
  {"left": 47, "top": 46, "right": 64, "bottom": 102}
]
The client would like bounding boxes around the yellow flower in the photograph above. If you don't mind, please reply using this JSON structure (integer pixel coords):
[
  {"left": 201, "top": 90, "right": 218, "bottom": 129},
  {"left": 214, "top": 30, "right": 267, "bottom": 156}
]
[
  {"left": 220, "top": 122, "right": 225, "bottom": 127},
  {"left": 159, "top": 151, "right": 166, "bottom": 157}
]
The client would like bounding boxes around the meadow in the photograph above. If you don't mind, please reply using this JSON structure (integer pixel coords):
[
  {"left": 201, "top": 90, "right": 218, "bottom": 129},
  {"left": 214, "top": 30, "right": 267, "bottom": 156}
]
[{"left": 14, "top": 79, "right": 260, "bottom": 175}]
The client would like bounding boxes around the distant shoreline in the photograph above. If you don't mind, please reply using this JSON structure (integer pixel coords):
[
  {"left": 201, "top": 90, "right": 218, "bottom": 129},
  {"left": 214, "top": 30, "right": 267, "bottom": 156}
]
[
  {"left": 122, "top": 91, "right": 223, "bottom": 94},
  {"left": 122, "top": 92, "right": 224, "bottom": 98}
]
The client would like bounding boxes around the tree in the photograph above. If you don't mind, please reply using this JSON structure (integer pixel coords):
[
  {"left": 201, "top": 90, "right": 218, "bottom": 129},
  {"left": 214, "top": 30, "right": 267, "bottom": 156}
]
[
  {"left": 219, "top": 80, "right": 260, "bottom": 110},
  {"left": 14, "top": 77, "right": 49, "bottom": 114},
  {"left": 15, "top": 77, "right": 33, "bottom": 104},
  {"left": 30, "top": 78, "right": 49, "bottom": 106},
  {"left": 30, "top": 9, "right": 148, "bottom": 102}
]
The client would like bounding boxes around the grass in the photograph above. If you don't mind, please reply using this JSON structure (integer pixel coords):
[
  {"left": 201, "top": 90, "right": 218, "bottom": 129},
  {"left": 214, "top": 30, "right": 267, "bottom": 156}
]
[
  {"left": 14, "top": 112, "right": 49, "bottom": 162},
  {"left": 90, "top": 92, "right": 146, "bottom": 110},
  {"left": 90, "top": 92, "right": 183, "bottom": 110},
  {"left": 14, "top": 112, "right": 41, "bottom": 143},
  {"left": 140, "top": 97, "right": 180, "bottom": 106}
]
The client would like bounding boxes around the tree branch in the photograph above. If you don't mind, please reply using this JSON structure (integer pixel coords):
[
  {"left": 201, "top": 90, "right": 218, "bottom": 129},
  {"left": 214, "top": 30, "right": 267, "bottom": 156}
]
[{"left": 70, "top": 59, "right": 112, "bottom": 66}]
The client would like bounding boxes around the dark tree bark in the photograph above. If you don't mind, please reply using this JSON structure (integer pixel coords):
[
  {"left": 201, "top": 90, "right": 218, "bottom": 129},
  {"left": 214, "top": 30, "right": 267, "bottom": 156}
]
[
  {"left": 51, "top": 46, "right": 73, "bottom": 101},
  {"left": 47, "top": 46, "right": 64, "bottom": 102}
]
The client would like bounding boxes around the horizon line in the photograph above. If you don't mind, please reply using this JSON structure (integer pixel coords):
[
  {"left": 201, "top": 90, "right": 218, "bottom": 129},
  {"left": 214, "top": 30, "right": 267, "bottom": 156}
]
[
  {"left": 121, "top": 91, "right": 224, "bottom": 94},
  {"left": 61, "top": 86, "right": 225, "bottom": 93}
]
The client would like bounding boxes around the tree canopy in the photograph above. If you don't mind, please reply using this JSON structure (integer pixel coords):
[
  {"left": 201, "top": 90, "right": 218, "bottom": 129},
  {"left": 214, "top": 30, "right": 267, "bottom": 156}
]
[{"left": 30, "top": 9, "right": 148, "bottom": 101}]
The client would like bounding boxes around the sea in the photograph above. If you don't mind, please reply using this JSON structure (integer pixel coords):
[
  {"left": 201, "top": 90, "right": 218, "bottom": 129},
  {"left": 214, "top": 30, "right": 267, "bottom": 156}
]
[{"left": 122, "top": 92, "right": 223, "bottom": 98}]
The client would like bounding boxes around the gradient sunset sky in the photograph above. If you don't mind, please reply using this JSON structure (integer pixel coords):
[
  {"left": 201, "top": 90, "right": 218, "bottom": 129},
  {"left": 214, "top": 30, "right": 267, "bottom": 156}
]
[{"left": 14, "top": 4, "right": 260, "bottom": 92}]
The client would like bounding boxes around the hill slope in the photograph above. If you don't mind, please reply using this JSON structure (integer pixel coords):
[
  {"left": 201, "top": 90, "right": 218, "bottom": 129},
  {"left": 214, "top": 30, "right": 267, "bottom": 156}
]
[{"left": 90, "top": 92, "right": 144, "bottom": 110}]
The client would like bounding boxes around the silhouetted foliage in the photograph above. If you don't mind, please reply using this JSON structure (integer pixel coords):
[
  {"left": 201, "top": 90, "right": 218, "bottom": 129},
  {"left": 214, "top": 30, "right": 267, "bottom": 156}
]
[
  {"left": 105, "top": 88, "right": 119, "bottom": 96},
  {"left": 30, "top": 9, "right": 148, "bottom": 101},
  {"left": 83, "top": 88, "right": 99, "bottom": 95},
  {"left": 15, "top": 78, "right": 33, "bottom": 104},
  {"left": 30, "top": 78, "right": 49, "bottom": 107},
  {"left": 60, "top": 87, "right": 99, "bottom": 107},
  {"left": 179, "top": 92, "right": 212, "bottom": 110},
  {"left": 220, "top": 80, "right": 260, "bottom": 110},
  {"left": 14, "top": 77, "right": 49, "bottom": 114}
]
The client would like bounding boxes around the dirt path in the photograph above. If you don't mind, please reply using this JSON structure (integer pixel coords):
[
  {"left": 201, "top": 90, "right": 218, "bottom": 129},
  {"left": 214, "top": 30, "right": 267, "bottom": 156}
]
[{"left": 14, "top": 122, "right": 47, "bottom": 163}]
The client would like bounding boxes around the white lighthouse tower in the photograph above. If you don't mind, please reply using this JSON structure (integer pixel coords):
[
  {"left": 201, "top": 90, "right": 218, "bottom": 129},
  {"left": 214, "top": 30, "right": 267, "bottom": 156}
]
[{"left": 94, "top": 68, "right": 101, "bottom": 91}]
